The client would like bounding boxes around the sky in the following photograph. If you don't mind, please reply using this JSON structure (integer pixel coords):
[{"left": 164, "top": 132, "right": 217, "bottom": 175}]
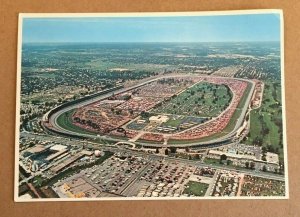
[{"left": 22, "top": 13, "right": 281, "bottom": 43}]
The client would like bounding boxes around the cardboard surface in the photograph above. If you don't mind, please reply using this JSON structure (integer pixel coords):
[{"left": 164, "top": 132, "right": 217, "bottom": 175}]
[{"left": 1, "top": 0, "right": 300, "bottom": 216}]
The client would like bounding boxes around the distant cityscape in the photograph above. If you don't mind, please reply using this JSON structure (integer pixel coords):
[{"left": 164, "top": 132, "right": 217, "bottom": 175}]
[{"left": 17, "top": 13, "right": 286, "bottom": 200}]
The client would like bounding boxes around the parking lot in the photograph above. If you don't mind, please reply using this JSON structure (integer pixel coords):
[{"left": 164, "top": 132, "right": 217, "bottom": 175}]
[{"left": 53, "top": 152, "right": 152, "bottom": 197}]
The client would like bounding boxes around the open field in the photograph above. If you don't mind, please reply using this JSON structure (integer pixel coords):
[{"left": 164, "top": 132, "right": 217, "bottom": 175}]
[
  {"left": 183, "top": 181, "right": 209, "bottom": 196},
  {"left": 245, "top": 80, "right": 283, "bottom": 159},
  {"left": 168, "top": 81, "right": 252, "bottom": 144},
  {"left": 152, "top": 82, "right": 232, "bottom": 117},
  {"left": 56, "top": 109, "right": 98, "bottom": 136}
]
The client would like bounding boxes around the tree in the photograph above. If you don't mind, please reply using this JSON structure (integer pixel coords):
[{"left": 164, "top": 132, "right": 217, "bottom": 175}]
[
  {"left": 170, "top": 147, "right": 177, "bottom": 154},
  {"left": 170, "top": 147, "right": 177, "bottom": 153},
  {"left": 20, "top": 109, "right": 25, "bottom": 115},
  {"left": 116, "top": 110, "right": 121, "bottom": 115},
  {"left": 220, "top": 154, "right": 227, "bottom": 161},
  {"left": 262, "top": 165, "right": 267, "bottom": 172},
  {"left": 129, "top": 109, "right": 134, "bottom": 115},
  {"left": 267, "top": 144, "right": 275, "bottom": 153},
  {"left": 226, "top": 160, "right": 231, "bottom": 166},
  {"left": 124, "top": 95, "right": 131, "bottom": 100},
  {"left": 165, "top": 149, "right": 169, "bottom": 155},
  {"left": 279, "top": 161, "right": 285, "bottom": 175},
  {"left": 250, "top": 162, "right": 255, "bottom": 169},
  {"left": 245, "top": 161, "right": 250, "bottom": 168},
  {"left": 141, "top": 111, "right": 150, "bottom": 118},
  {"left": 195, "top": 154, "right": 200, "bottom": 160}
]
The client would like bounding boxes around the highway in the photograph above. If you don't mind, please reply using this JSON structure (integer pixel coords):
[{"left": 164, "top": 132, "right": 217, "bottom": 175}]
[{"left": 44, "top": 74, "right": 255, "bottom": 148}]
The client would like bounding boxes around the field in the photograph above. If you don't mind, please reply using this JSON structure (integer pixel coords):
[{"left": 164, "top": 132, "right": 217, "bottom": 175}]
[
  {"left": 245, "top": 81, "right": 283, "bottom": 159},
  {"left": 162, "top": 115, "right": 207, "bottom": 128},
  {"left": 56, "top": 109, "right": 98, "bottom": 136},
  {"left": 152, "top": 82, "right": 232, "bottom": 117},
  {"left": 167, "top": 81, "right": 253, "bottom": 144},
  {"left": 86, "top": 59, "right": 172, "bottom": 73},
  {"left": 183, "top": 181, "right": 209, "bottom": 196}
]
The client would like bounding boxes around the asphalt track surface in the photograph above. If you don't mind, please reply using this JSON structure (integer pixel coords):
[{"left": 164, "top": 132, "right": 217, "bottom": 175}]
[{"left": 45, "top": 74, "right": 255, "bottom": 148}]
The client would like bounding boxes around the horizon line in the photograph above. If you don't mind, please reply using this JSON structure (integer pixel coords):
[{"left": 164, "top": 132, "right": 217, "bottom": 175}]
[{"left": 23, "top": 40, "right": 280, "bottom": 44}]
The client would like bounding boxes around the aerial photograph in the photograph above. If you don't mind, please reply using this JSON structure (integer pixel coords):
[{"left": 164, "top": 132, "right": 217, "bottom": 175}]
[{"left": 16, "top": 11, "right": 288, "bottom": 201}]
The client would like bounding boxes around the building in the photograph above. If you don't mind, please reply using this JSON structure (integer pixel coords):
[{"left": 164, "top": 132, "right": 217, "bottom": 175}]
[{"left": 149, "top": 115, "right": 169, "bottom": 124}]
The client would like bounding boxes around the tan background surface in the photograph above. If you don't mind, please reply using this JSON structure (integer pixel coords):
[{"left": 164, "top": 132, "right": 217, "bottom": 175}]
[{"left": 1, "top": 0, "right": 300, "bottom": 217}]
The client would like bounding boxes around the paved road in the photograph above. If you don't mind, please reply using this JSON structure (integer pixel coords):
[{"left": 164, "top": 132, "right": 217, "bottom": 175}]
[
  {"left": 45, "top": 74, "right": 256, "bottom": 148},
  {"left": 20, "top": 132, "right": 285, "bottom": 182}
]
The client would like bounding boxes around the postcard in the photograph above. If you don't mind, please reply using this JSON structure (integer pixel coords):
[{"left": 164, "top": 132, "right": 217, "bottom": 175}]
[{"left": 15, "top": 10, "right": 288, "bottom": 201}]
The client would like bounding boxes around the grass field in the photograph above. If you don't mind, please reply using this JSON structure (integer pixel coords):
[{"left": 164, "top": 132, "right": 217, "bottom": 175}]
[
  {"left": 203, "top": 158, "right": 247, "bottom": 170},
  {"left": 163, "top": 116, "right": 183, "bottom": 127},
  {"left": 245, "top": 80, "right": 283, "bottom": 159},
  {"left": 168, "top": 81, "right": 253, "bottom": 144},
  {"left": 183, "top": 181, "right": 209, "bottom": 196},
  {"left": 160, "top": 115, "right": 207, "bottom": 130},
  {"left": 136, "top": 138, "right": 163, "bottom": 145},
  {"left": 203, "top": 158, "right": 222, "bottom": 165},
  {"left": 56, "top": 109, "right": 130, "bottom": 143},
  {"left": 56, "top": 109, "right": 98, "bottom": 136},
  {"left": 152, "top": 81, "right": 232, "bottom": 117},
  {"left": 223, "top": 81, "right": 253, "bottom": 132}
]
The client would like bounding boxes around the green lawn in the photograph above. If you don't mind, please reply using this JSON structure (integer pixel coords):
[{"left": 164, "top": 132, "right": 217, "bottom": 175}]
[
  {"left": 57, "top": 109, "right": 130, "bottom": 142},
  {"left": 168, "top": 81, "right": 253, "bottom": 145},
  {"left": 245, "top": 80, "right": 283, "bottom": 159},
  {"left": 136, "top": 138, "right": 163, "bottom": 145},
  {"left": 203, "top": 157, "right": 247, "bottom": 170},
  {"left": 204, "top": 158, "right": 221, "bottom": 165},
  {"left": 56, "top": 109, "right": 98, "bottom": 136},
  {"left": 152, "top": 81, "right": 232, "bottom": 117},
  {"left": 163, "top": 116, "right": 184, "bottom": 127},
  {"left": 32, "top": 175, "right": 44, "bottom": 187},
  {"left": 183, "top": 181, "right": 209, "bottom": 196}
]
